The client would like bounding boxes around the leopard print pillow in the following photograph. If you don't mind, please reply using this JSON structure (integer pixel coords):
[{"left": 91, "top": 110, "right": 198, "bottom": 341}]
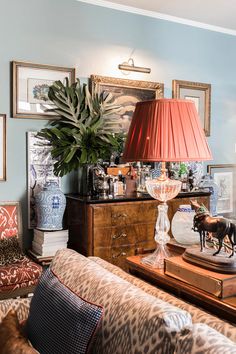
[{"left": 0, "top": 236, "right": 25, "bottom": 266}]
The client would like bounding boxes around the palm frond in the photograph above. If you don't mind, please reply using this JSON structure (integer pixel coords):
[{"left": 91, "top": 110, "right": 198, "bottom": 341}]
[{"left": 38, "top": 78, "right": 124, "bottom": 176}]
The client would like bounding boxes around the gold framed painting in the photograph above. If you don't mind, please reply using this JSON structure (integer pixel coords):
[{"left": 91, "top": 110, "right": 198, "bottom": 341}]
[
  {"left": 0, "top": 114, "right": 6, "bottom": 181},
  {"left": 12, "top": 61, "right": 76, "bottom": 119},
  {"left": 90, "top": 75, "right": 164, "bottom": 134},
  {"left": 172, "top": 80, "right": 211, "bottom": 136}
]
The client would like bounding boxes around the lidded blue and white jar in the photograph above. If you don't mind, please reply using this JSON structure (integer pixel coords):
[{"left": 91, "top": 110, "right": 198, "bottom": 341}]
[
  {"left": 199, "top": 174, "right": 219, "bottom": 216},
  {"left": 35, "top": 180, "right": 66, "bottom": 231},
  {"left": 171, "top": 204, "right": 199, "bottom": 245}
]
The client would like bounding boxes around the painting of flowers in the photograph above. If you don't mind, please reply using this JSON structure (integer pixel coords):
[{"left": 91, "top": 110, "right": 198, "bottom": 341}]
[
  {"left": 12, "top": 61, "right": 75, "bottom": 119},
  {"left": 28, "top": 79, "right": 54, "bottom": 104}
]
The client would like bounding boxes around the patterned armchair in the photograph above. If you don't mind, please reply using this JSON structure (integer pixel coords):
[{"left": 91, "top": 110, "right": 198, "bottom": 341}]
[{"left": 0, "top": 202, "right": 42, "bottom": 300}]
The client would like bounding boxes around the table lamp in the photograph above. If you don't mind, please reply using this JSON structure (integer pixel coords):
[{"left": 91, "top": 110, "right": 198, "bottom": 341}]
[{"left": 122, "top": 99, "right": 212, "bottom": 268}]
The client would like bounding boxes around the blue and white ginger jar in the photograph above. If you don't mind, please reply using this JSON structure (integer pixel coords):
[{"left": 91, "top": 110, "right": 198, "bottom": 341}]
[
  {"left": 35, "top": 180, "right": 66, "bottom": 231},
  {"left": 199, "top": 174, "right": 219, "bottom": 216}
]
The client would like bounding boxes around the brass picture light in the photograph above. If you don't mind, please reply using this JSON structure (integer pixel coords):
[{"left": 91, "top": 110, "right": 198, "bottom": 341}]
[{"left": 118, "top": 58, "right": 151, "bottom": 74}]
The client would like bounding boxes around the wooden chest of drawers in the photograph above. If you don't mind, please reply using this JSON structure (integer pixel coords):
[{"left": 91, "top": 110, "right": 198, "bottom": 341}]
[{"left": 66, "top": 192, "right": 210, "bottom": 270}]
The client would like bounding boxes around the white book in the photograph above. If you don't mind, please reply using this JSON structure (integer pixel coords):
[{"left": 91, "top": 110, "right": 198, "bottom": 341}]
[
  {"left": 31, "top": 248, "right": 61, "bottom": 257},
  {"left": 28, "top": 250, "right": 54, "bottom": 261},
  {"left": 32, "top": 241, "right": 67, "bottom": 253},
  {"left": 32, "top": 239, "right": 67, "bottom": 248},
  {"left": 34, "top": 229, "right": 68, "bottom": 240},
  {"left": 33, "top": 234, "right": 68, "bottom": 245}
]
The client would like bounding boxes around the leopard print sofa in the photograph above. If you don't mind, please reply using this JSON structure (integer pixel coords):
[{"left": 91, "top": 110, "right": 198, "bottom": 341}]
[{"left": 0, "top": 249, "right": 236, "bottom": 354}]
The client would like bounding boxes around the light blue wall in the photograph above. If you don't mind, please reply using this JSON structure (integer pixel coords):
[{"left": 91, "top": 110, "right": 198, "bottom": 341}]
[{"left": 0, "top": 0, "right": 235, "bottom": 246}]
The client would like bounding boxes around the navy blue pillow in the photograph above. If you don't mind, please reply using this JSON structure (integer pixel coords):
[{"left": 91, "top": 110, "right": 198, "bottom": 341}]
[{"left": 26, "top": 268, "right": 103, "bottom": 354}]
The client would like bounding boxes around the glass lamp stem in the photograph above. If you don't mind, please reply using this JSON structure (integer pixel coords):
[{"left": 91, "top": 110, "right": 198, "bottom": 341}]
[
  {"left": 141, "top": 202, "right": 171, "bottom": 269},
  {"left": 141, "top": 167, "right": 182, "bottom": 269},
  {"left": 155, "top": 202, "right": 170, "bottom": 245}
]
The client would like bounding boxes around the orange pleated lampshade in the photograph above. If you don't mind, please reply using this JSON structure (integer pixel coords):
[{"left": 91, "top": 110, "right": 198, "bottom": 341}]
[{"left": 122, "top": 99, "right": 212, "bottom": 162}]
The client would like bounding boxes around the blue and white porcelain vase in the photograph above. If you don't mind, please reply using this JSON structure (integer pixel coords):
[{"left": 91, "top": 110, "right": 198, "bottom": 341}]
[
  {"left": 35, "top": 180, "right": 66, "bottom": 231},
  {"left": 199, "top": 174, "right": 219, "bottom": 216}
]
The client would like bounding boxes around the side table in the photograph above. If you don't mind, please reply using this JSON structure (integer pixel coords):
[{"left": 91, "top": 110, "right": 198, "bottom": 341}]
[{"left": 126, "top": 254, "right": 236, "bottom": 324}]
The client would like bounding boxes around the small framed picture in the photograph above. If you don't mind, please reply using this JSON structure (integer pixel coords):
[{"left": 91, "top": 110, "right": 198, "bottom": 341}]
[
  {"left": 12, "top": 61, "right": 76, "bottom": 119},
  {"left": 0, "top": 114, "right": 6, "bottom": 181},
  {"left": 172, "top": 80, "right": 211, "bottom": 136},
  {"left": 207, "top": 164, "right": 236, "bottom": 216},
  {"left": 90, "top": 75, "right": 164, "bottom": 134}
]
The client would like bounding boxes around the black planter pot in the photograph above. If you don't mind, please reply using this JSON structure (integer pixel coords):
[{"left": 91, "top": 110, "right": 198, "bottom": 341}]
[{"left": 77, "top": 164, "right": 94, "bottom": 196}]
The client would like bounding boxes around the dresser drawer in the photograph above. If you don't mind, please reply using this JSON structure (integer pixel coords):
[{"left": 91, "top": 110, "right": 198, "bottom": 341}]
[
  {"left": 139, "top": 201, "right": 158, "bottom": 222},
  {"left": 94, "top": 222, "right": 156, "bottom": 249},
  {"left": 94, "top": 245, "right": 134, "bottom": 271},
  {"left": 92, "top": 205, "right": 111, "bottom": 227},
  {"left": 111, "top": 204, "right": 141, "bottom": 226},
  {"left": 134, "top": 223, "right": 155, "bottom": 243},
  {"left": 93, "top": 226, "right": 136, "bottom": 248},
  {"left": 92, "top": 203, "right": 146, "bottom": 227}
]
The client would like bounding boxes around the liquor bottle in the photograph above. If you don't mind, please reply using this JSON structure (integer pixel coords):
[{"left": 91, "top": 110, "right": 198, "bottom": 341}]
[
  {"left": 117, "top": 170, "right": 125, "bottom": 195},
  {"left": 181, "top": 174, "right": 188, "bottom": 192},
  {"left": 188, "top": 169, "right": 194, "bottom": 191},
  {"left": 179, "top": 163, "right": 189, "bottom": 192},
  {"left": 108, "top": 176, "right": 114, "bottom": 197}
]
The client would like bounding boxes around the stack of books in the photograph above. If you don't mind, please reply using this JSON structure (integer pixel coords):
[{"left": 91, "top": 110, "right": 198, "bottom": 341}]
[
  {"left": 165, "top": 255, "right": 236, "bottom": 298},
  {"left": 32, "top": 229, "right": 69, "bottom": 257}
]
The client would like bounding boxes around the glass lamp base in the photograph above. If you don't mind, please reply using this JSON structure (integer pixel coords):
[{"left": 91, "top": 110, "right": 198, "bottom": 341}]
[
  {"left": 141, "top": 243, "right": 171, "bottom": 269},
  {"left": 142, "top": 171, "right": 181, "bottom": 269}
]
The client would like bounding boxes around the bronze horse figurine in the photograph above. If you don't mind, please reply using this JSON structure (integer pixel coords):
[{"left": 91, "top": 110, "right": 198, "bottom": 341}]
[{"left": 191, "top": 200, "right": 236, "bottom": 257}]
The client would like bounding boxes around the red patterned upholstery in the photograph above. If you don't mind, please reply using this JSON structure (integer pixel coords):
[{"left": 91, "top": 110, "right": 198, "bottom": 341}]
[
  {"left": 0, "top": 256, "right": 41, "bottom": 287},
  {"left": 0, "top": 204, "right": 19, "bottom": 240},
  {"left": 0, "top": 202, "right": 42, "bottom": 299}
]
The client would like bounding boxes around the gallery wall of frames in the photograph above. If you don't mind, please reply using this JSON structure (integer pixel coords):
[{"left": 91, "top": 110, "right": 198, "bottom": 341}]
[
  {"left": 2, "top": 58, "right": 216, "bottom": 230},
  {"left": 5, "top": 58, "right": 236, "bottom": 223}
]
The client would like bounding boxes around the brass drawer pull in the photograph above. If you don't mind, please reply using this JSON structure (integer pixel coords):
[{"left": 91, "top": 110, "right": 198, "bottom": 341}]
[
  {"left": 112, "top": 233, "right": 127, "bottom": 240},
  {"left": 113, "top": 213, "right": 128, "bottom": 219},
  {"left": 112, "top": 252, "right": 127, "bottom": 259}
]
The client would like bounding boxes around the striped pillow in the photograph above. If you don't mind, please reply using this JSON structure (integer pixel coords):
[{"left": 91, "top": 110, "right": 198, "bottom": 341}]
[{"left": 26, "top": 268, "right": 103, "bottom": 354}]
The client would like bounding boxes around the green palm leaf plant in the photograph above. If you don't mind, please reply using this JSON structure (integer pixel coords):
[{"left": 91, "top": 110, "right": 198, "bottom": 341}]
[{"left": 37, "top": 78, "right": 124, "bottom": 177}]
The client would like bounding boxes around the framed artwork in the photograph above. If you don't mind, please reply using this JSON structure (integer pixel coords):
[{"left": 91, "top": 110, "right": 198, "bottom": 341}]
[
  {"left": 0, "top": 201, "right": 22, "bottom": 243},
  {"left": 27, "top": 132, "right": 60, "bottom": 228},
  {"left": 0, "top": 114, "right": 6, "bottom": 181},
  {"left": 172, "top": 80, "right": 211, "bottom": 136},
  {"left": 207, "top": 164, "right": 236, "bottom": 216},
  {"left": 90, "top": 75, "right": 164, "bottom": 134},
  {"left": 12, "top": 61, "right": 76, "bottom": 119}
]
